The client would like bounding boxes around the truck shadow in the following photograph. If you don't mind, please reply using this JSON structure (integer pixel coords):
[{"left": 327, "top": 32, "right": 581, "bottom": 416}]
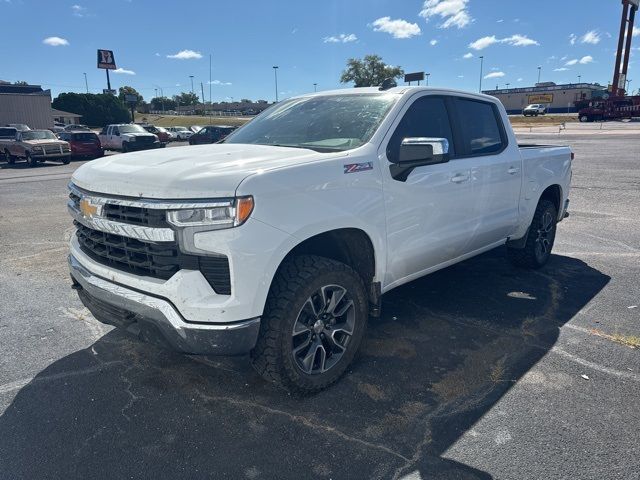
[{"left": 0, "top": 249, "right": 609, "bottom": 479}]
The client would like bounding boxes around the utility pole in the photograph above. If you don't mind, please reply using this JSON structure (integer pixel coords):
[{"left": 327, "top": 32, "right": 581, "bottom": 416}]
[
  {"left": 537, "top": 66, "right": 542, "bottom": 84},
  {"left": 83, "top": 73, "right": 88, "bottom": 93},
  {"left": 189, "top": 75, "right": 194, "bottom": 94},
  {"left": 273, "top": 66, "right": 279, "bottom": 102},
  {"left": 506, "top": 83, "right": 510, "bottom": 89},
  {"left": 578, "top": 75, "right": 581, "bottom": 84},
  {"left": 313, "top": 83, "right": 317, "bottom": 92},
  {"left": 209, "top": 54, "right": 212, "bottom": 105},
  {"left": 200, "top": 82, "right": 205, "bottom": 106},
  {"left": 426, "top": 73, "right": 431, "bottom": 86},
  {"left": 479, "top": 56, "right": 484, "bottom": 93},
  {"left": 154, "top": 88, "right": 158, "bottom": 99}
]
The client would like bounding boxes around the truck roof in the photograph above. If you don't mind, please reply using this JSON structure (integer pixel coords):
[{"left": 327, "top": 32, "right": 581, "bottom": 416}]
[{"left": 295, "top": 86, "right": 500, "bottom": 103}]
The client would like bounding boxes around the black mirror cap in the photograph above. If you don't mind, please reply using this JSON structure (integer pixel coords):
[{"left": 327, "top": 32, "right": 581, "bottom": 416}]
[{"left": 398, "top": 143, "right": 433, "bottom": 163}]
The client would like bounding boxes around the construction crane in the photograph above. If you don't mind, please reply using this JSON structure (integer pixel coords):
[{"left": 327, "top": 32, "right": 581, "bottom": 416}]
[{"left": 577, "top": 0, "right": 640, "bottom": 122}]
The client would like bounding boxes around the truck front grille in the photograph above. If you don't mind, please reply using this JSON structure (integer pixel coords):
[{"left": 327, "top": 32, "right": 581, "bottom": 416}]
[
  {"left": 74, "top": 222, "right": 231, "bottom": 294},
  {"left": 44, "top": 145, "right": 62, "bottom": 155},
  {"left": 69, "top": 191, "right": 168, "bottom": 228}
]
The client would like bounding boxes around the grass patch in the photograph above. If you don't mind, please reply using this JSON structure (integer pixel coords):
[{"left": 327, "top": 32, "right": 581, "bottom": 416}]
[
  {"left": 509, "top": 115, "right": 578, "bottom": 127},
  {"left": 590, "top": 328, "right": 640, "bottom": 349}
]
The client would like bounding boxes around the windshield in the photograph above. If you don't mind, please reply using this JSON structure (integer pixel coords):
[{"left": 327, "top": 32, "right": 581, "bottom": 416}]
[
  {"left": 175, "top": 127, "right": 188, "bottom": 131},
  {"left": 22, "top": 130, "right": 56, "bottom": 140},
  {"left": 224, "top": 93, "right": 398, "bottom": 152},
  {"left": 119, "top": 125, "right": 146, "bottom": 133}
]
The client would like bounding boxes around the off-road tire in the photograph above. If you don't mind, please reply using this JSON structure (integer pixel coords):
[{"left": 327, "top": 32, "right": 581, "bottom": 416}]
[
  {"left": 3, "top": 150, "right": 15, "bottom": 164},
  {"left": 507, "top": 199, "right": 558, "bottom": 269},
  {"left": 250, "top": 255, "right": 368, "bottom": 395}
]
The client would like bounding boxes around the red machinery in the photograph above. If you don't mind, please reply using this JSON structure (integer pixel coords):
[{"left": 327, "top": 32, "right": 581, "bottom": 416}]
[{"left": 578, "top": 0, "right": 640, "bottom": 122}]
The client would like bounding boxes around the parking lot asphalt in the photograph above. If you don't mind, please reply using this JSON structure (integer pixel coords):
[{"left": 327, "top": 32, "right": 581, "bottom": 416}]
[{"left": 0, "top": 132, "right": 638, "bottom": 479}]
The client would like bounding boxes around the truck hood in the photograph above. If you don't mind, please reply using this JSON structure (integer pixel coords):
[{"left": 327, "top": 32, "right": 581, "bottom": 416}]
[
  {"left": 26, "top": 139, "right": 67, "bottom": 146},
  {"left": 71, "top": 143, "right": 334, "bottom": 199}
]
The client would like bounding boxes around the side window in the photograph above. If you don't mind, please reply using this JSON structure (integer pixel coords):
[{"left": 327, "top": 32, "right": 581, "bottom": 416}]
[
  {"left": 387, "top": 96, "right": 454, "bottom": 163},
  {"left": 455, "top": 99, "right": 505, "bottom": 155},
  {"left": 113, "top": 127, "right": 119, "bottom": 135}
]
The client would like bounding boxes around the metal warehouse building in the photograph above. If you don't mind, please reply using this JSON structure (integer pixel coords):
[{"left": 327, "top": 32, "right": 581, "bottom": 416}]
[
  {"left": 0, "top": 82, "right": 54, "bottom": 129},
  {"left": 483, "top": 82, "right": 608, "bottom": 114}
]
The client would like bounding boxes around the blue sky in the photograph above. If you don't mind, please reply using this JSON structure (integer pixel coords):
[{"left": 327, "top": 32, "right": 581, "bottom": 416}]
[{"left": 1, "top": 0, "right": 638, "bottom": 102}]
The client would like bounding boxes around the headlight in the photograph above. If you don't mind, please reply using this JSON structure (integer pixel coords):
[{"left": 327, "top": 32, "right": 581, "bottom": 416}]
[{"left": 166, "top": 196, "right": 254, "bottom": 229}]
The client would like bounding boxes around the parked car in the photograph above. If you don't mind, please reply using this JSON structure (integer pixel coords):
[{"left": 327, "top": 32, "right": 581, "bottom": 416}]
[
  {"left": 189, "top": 125, "right": 203, "bottom": 134},
  {"left": 1, "top": 129, "right": 70, "bottom": 166},
  {"left": 523, "top": 104, "right": 547, "bottom": 116},
  {"left": 141, "top": 125, "right": 171, "bottom": 144},
  {"left": 68, "top": 86, "right": 572, "bottom": 393},
  {"left": 6, "top": 123, "right": 30, "bottom": 131},
  {"left": 188, "top": 125, "right": 237, "bottom": 145},
  {"left": 58, "top": 131, "right": 104, "bottom": 159},
  {"left": 166, "top": 126, "right": 193, "bottom": 141},
  {"left": 98, "top": 124, "right": 161, "bottom": 152},
  {"left": 52, "top": 122, "right": 67, "bottom": 134},
  {"left": 64, "top": 124, "right": 91, "bottom": 131}
]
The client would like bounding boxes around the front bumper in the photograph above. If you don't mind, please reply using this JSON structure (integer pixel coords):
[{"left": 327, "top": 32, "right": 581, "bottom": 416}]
[
  {"left": 69, "top": 254, "right": 260, "bottom": 355},
  {"left": 128, "top": 142, "right": 162, "bottom": 151}
]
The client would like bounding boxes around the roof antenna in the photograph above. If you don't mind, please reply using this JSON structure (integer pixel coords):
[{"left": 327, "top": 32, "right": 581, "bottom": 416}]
[{"left": 379, "top": 78, "right": 397, "bottom": 91}]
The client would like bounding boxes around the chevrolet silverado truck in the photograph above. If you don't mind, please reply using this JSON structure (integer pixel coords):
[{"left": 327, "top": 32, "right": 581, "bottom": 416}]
[
  {"left": 1, "top": 129, "right": 71, "bottom": 166},
  {"left": 98, "top": 124, "right": 161, "bottom": 153},
  {"left": 68, "top": 86, "right": 572, "bottom": 394}
]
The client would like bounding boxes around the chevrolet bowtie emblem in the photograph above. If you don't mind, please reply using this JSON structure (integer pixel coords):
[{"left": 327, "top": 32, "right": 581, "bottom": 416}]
[{"left": 79, "top": 198, "right": 100, "bottom": 218}]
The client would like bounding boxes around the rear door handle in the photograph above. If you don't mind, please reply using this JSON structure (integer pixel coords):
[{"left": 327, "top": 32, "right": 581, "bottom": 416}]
[
  {"left": 508, "top": 166, "right": 520, "bottom": 175},
  {"left": 451, "top": 173, "right": 470, "bottom": 183}
]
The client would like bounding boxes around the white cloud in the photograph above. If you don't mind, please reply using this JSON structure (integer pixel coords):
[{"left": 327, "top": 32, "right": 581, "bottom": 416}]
[
  {"left": 497, "top": 19, "right": 504, "bottom": 23},
  {"left": 565, "top": 55, "right": 594, "bottom": 66},
  {"left": 419, "top": 0, "right": 473, "bottom": 29},
  {"left": 484, "top": 71, "right": 505, "bottom": 79},
  {"left": 517, "top": 78, "right": 523, "bottom": 82},
  {"left": 208, "top": 80, "right": 232, "bottom": 86},
  {"left": 371, "top": 17, "right": 421, "bottom": 39},
  {"left": 458, "top": 75, "right": 464, "bottom": 78},
  {"left": 430, "top": 39, "right": 438, "bottom": 46},
  {"left": 469, "top": 35, "right": 499, "bottom": 50},
  {"left": 463, "top": 52, "right": 474, "bottom": 59},
  {"left": 554, "top": 67, "right": 569, "bottom": 71},
  {"left": 581, "top": 30, "right": 601, "bottom": 45},
  {"left": 71, "top": 4, "right": 86, "bottom": 17},
  {"left": 569, "top": 33, "right": 577, "bottom": 45},
  {"left": 323, "top": 33, "right": 358, "bottom": 43},
  {"left": 154, "top": 52, "right": 160, "bottom": 57},
  {"left": 167, "top": 49, "right": 203, "bottom": 60},
  {"left": 469, "top": 34, "right": 538, "bottom": 50},
  {"left": 43, "top": 36, "right": 69, "bottom": 46},
  {"left": 633, "top": 27, "right": 639, "bottom": 37},
  {"left": 113, "top": 68, "right": 135, "bottom": 75}
]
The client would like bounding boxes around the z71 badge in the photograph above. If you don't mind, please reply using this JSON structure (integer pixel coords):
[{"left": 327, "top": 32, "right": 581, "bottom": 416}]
[{"left": 343, "top": 162, "right": 373, "bottom": 174}]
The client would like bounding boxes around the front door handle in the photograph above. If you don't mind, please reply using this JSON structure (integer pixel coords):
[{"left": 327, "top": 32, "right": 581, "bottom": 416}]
[
  {"left": 508, "top": 166, "right": 520, "bottom": 175},
  {"left": 451, "top": 173, "right": 470, "bottom": 183}
]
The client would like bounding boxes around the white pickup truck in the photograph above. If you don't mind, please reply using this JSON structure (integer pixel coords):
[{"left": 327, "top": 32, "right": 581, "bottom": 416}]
[
  {"left": 68, "top": 86, "right": 572, "bottom": 393},
  {"left": 98, "top": 124, "right": 161, "bottom": 152}
]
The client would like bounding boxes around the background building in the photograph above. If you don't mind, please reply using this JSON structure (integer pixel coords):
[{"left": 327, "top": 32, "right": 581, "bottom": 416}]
[
  {"left": 0, "top": 81, "right": 54, "bottom": 128},
  {"left": 483, "top": 82, "right": 608, "bottom": 114}
]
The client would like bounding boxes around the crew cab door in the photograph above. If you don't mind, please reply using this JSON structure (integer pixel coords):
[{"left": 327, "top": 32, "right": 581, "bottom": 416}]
[
  {"left": 381, "top": 94, "right": 478, "bottom": 288},
  {"left": 451, "top": 97, "right": 521, "bottom": 247}
]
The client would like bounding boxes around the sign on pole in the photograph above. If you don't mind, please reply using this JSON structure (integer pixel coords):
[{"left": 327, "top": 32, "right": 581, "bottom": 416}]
[
  {"left": 97, "top": 49, "right": 116, "bottom": 70},
  {"left": 404, "top": 72, "right": 425, "bottom": 83},
  {"left": 103, "top": 89, "right": 116, "bottom": 95},
  {"left": 124, "top": 94, "right": 138, "bottom": 103}
]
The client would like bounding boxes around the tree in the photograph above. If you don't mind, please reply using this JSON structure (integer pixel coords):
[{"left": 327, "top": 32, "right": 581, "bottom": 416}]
[
  {"left": 340, "top": 54, "right": 404, "bottom": 88},
  {"left": 118, "top": 86, "right": 143, "bottom": 104},
  {"left": 52, "top": 93, "right": 130, "bottom": 127},
  {"left": 173, "top": 92, "right": 199, "bottom": 106},
  {"left": 150, "top": 96, "right": 176, "bottom": 111}
]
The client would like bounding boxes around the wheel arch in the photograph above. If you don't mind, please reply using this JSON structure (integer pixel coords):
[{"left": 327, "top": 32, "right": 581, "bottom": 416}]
[{"left": 269, "top": 227, "right": 380, "bottom": 315}]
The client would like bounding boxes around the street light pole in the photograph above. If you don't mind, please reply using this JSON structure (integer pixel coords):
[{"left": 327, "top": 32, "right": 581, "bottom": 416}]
[
  {"left": 537, "top": 66, "right": 542, "bottom": 84},
  {"left": 313, "top": 83, "right": 317, "bottom": 92},
  {"left": 273, "top": 66, "right": 279, "bottom": 102},
  {"left": 83, "top": 73, "right": 88, "bottom": 93},
  {"left": 578, "top": 75, "right": 581, "bottom": 84},
  {"left": 189, "top": 75, "right": 194, "bottom": 94},
  {"left": 479, "top": 56, "right": 484, "bottom": 93},
  {"left": 426, "top": 73, "right": 431, "bottom": 86}
]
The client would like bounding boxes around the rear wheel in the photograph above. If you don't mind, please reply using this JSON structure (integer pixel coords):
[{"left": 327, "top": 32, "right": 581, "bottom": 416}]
[
  {"left": 251, "top": 255, "right": 368, "bottom": 394},
  {"left": 4, "top": 150, "right": 15, "bottom": 164},
  {"left": 507, "top": 199, "right": 558, "bottom": 269}
]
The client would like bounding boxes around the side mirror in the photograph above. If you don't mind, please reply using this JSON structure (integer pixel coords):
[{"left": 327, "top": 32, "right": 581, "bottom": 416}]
[
  {"left": 115, "top": 132, "right": 120, "bottom": 136},
  {"left": 390, "top": 137, "right": 450, "bottom": 181}
]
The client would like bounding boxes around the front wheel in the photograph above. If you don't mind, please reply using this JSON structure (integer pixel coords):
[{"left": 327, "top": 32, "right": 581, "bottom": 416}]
[
  {"left": 122, "top": 142, "right": 129, "bottom": 153},
  {"left": 62, "top": 156, "right": 71, "bottom": 164},
  {"left": 507, "top": 199, "right": 558, "bottom": 269},
  {"left": 26, "top": 153, "right": 38, "bottom": 168},
  {"left": 251, "top": 255, "right": 368, "bottom": 394}
]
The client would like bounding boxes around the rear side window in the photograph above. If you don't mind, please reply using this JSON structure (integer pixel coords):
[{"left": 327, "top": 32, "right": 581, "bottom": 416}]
[
  {"left": 387, "top": 96, "right": 454, "bottom": 162},
  {"left": 0, "top": 127, "right": 16, "bottom": 137},
  {"left": 455, "top": 99, "right": 505, "bottom": 155},
  {"left": 73, "top": 133, "right": 97, "bottom": 141}
]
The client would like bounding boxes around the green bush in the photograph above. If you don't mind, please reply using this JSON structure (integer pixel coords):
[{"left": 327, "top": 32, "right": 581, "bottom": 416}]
[{"left": 52, "top": 93, "right": 131, "bottom": 127}]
